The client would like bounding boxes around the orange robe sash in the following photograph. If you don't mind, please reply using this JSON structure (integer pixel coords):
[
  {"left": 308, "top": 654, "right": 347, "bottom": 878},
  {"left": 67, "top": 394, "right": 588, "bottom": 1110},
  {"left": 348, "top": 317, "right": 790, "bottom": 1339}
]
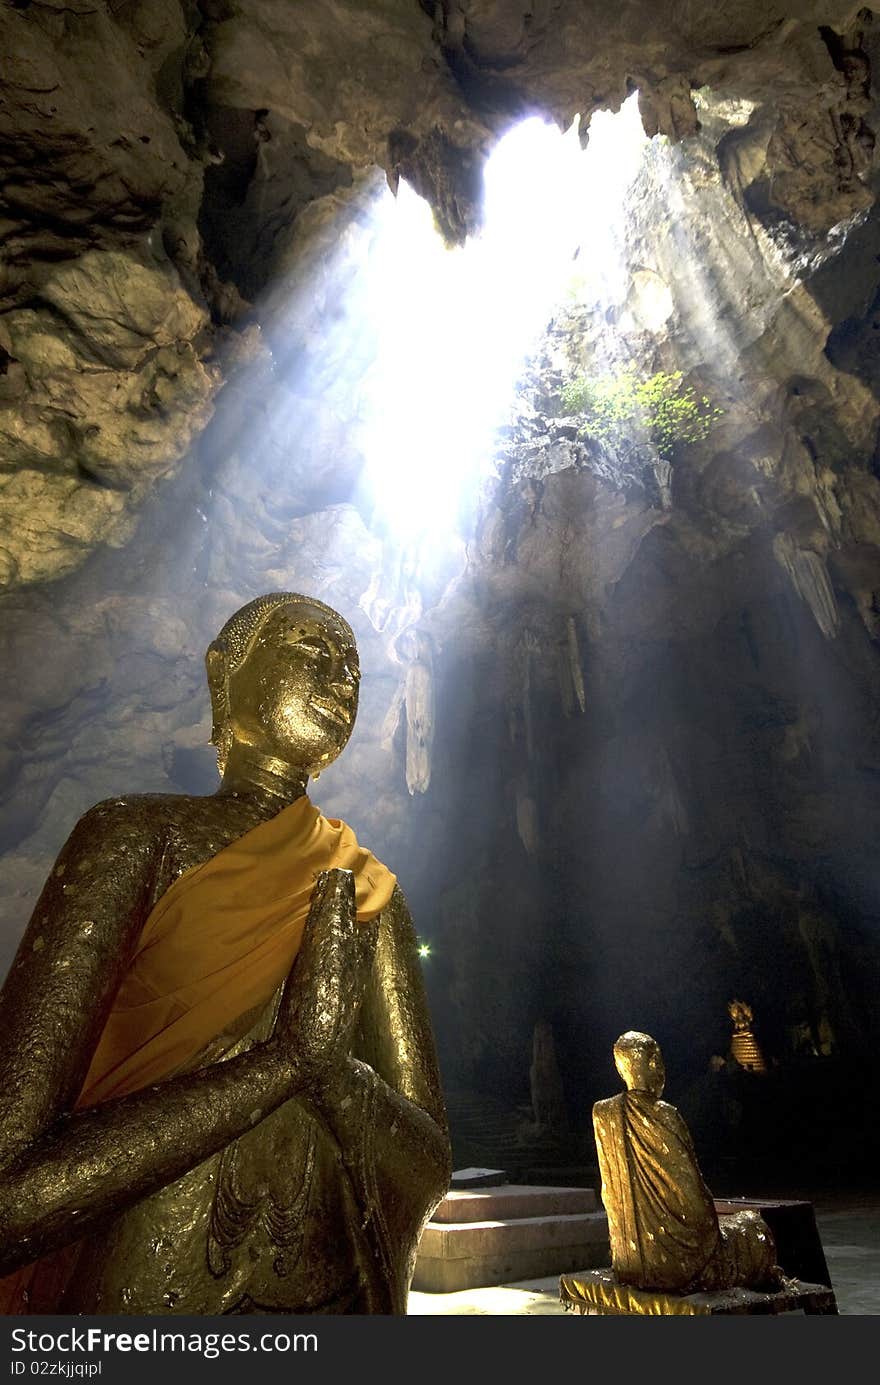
[
  {"left": 78, "top": 794, "right": 396, "bottom": 1106},
  {"left": 0, "top": 794, "right": 396, "bottom": 1313}
]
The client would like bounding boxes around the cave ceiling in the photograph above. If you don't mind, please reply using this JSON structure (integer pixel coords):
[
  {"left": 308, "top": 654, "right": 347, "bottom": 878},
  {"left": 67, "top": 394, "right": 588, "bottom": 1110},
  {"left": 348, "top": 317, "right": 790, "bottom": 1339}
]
[{"left": 1, "top": 1, "right": 876, "bottom": 562}]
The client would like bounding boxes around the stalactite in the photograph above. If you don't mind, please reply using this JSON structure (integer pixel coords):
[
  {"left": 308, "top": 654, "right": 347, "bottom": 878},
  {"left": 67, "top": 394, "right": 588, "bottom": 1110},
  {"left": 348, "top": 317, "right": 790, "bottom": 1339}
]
[
  {"left": 403, "top": 634, "right": 434, "bottom": 795},
  {"left": 557, "top": 643, "right": 575, "bottom": 716},
  {"left": 516, "top": 784, "right": 539, "bottom": 857},
  {"left": 772, "top": 534, "right": 840, "bottom": 638},
  {"left": 379, "top": 681, "right": 405, "bottom": 752},
  {"left": 517, "top": 630, "right": 539, "bottom": 762},
  {"left": 652, "top": 455, "right": 673, "bottom": 510},
  {"left": 566, "top": 615, "right": 586, "bottom": 715},
  {"left": 507, "top": 704, "right": 519, "bottom": 744}
]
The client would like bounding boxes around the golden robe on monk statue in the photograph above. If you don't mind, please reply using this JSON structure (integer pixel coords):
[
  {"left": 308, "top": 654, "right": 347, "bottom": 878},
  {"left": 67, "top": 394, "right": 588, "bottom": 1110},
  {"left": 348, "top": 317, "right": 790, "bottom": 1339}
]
[
  {"left": 0, "top": 593, "right": 451, "bottom": 1314},
  {"left": 562, "top": 1031, "right": 783, "bottom": 1306},
  {"left": 559, "top": 1035, "right": 781, "bottom": 1312}
]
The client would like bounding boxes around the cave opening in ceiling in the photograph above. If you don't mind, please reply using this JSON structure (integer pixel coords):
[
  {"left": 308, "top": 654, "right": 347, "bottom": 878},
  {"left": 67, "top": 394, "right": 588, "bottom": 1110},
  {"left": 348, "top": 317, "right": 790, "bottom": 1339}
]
[{"left": 354, "top": 94, "right": 648, "bottom": 545}]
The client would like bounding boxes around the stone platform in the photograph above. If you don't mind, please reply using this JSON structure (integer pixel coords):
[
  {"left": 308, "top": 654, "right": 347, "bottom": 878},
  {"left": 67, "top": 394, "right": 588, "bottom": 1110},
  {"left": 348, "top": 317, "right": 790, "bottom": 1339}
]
[{"left": 413, "top": 1183, "right": 609, "bottom": 1293}]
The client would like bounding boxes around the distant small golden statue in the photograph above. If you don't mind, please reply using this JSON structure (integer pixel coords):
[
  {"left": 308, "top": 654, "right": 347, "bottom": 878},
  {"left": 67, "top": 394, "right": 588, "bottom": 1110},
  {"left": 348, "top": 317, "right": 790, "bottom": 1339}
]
[
  {"left": 728, "top": 998, "right": 767, "bottom": 1073},
  {"left": 564, "top": 1031, "right": 783, "bottom": 1298}
]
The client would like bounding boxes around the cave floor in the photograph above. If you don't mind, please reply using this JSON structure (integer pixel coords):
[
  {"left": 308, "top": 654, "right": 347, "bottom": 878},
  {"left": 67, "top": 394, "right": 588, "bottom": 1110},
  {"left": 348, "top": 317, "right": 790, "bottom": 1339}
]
[{"left": 406, "top": 1197, "right": 880, "bottom": 1315}]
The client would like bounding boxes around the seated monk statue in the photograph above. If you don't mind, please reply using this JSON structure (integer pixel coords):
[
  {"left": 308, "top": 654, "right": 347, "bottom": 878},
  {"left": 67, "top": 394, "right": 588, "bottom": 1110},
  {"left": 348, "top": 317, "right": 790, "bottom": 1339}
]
[
  {"left": 0, "top": 592, "right": 451, "bottom": 1314},
  {"left": 590, "top": 1031, "right": 783, "bottom": 1294}
]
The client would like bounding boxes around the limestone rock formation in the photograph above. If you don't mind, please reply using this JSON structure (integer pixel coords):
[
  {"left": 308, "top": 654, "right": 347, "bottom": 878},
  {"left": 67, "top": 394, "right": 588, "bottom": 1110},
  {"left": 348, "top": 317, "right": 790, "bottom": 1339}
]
[{"left": 2, "top": 2, "right": 876, "bottom": 590}]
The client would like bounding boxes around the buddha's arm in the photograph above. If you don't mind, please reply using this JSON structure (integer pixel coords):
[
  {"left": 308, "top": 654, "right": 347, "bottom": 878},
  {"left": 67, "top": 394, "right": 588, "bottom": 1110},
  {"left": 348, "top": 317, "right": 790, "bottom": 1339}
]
[
  {"left": 306, "top": 887, "right": 452, "bottom": 1295},
  {"left": 0, "top": 804, "right": 315, "bottom": 1275}
]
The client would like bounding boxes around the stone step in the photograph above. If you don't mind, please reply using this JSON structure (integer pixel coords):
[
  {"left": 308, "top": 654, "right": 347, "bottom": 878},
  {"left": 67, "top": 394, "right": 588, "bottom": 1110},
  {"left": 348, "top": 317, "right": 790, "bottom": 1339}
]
[
  {"left": 413, "top": 1207, "right": 610, "bottom": 1294},
  {"left": 432, "top": 1183, "right": 597, "bottom": 1223}
]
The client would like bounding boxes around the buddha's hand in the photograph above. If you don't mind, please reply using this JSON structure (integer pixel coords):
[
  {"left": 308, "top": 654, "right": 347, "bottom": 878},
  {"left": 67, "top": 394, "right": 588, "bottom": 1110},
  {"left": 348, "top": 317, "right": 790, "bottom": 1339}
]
[{"left": 269, "top": 867, "right": 378, "bottom": 1093}]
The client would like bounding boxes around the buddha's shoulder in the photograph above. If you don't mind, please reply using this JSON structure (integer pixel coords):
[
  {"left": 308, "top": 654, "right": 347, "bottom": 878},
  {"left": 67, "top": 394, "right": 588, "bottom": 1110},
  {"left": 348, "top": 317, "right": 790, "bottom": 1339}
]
[
  {"left": 592, "top": 1094, "right": 622, "bottom": 1118},
  {"left": 70, "top": 792, "right": 254, "bottom": 844},
  {"left": 380, "top": 880, "right": 410, "bottom": 918},
  {"left": 655, "top": 1099, "right": 679, "bottom": 1116}
]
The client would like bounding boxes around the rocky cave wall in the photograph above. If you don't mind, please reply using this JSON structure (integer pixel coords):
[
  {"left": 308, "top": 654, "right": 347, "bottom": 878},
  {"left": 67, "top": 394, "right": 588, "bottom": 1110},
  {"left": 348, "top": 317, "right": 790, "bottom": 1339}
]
[{"left": 2, "top": 1, "right": 880, "bottom": 1174}]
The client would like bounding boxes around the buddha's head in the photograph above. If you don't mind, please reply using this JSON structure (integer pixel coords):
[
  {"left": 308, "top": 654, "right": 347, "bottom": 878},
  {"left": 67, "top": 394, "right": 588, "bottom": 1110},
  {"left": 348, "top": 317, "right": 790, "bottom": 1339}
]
[
  {"left": 206, "top": 592, "right": 360, "bottom": 778},
  {"left": 613, "top": 1031, "right": 665, "bottom": 1098}
]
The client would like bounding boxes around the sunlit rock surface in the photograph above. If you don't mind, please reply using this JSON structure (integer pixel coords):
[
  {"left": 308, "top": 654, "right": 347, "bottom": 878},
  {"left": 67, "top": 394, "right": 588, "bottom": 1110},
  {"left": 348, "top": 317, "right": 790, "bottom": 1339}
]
[{"left": 2, "top": 0, "right": 880, "bottom": 1176}]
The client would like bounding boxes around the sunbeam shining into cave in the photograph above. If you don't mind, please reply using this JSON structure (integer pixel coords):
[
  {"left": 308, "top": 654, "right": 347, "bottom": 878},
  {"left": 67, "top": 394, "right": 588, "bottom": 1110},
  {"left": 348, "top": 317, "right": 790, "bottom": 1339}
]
[{"left": 354, "top": 95, "right": 648, "bottom": 546}]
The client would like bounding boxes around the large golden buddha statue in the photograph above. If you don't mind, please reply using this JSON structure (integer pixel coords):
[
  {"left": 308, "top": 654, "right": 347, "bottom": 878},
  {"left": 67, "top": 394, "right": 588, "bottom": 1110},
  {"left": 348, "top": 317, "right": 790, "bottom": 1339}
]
[
  {"left": 0, "top": 592, "right": 451, "bottom": 1314},
  {"left": 589, "top": 1031, "right": 782, "bottom": 1294}
]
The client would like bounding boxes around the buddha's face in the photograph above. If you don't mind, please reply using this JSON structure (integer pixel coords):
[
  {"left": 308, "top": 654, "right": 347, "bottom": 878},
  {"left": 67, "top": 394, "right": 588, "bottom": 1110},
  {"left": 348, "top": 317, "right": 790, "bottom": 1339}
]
[
  {"left": 613, "top": 1032, "right": 665, "bottom": 1098},
  {"left": 225, "top": 601, "right": 360, "bottom": 775}
]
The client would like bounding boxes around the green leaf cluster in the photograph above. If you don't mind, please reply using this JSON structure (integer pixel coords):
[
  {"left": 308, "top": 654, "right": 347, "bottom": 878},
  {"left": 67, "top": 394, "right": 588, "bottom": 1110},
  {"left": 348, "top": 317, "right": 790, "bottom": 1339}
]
[{"left": 560, "top": 368, "right": 723, "bottom": 461}]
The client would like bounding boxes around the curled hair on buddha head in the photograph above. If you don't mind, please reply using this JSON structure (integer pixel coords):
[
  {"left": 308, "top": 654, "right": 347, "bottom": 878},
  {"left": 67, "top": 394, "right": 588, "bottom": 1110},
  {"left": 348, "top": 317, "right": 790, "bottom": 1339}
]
[
  {"left": 613, "top": 1030, "right": 665, "bottom": 1095},
  {"left": 205, "top": 591, "right": 355, "bottom": 774}
]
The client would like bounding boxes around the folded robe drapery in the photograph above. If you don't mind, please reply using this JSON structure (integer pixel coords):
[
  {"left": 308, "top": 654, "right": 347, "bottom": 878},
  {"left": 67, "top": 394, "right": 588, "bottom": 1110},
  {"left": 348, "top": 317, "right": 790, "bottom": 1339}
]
[
  {"left": 593, "top": 1090, "right": 781, "bottom": 1294},
  {"left": 0, "top": 794, "right": 396, "bottom": 1312},
  {"left": 593, "top": 1090, "right": 720, "bottom": 1291}
]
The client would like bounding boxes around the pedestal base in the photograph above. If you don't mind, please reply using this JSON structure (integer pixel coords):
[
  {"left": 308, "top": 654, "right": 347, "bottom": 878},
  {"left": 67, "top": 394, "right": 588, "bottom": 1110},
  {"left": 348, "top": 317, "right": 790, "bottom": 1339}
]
[{"left": 559, "top": 1268, "right": 839, "bottom": 1315}]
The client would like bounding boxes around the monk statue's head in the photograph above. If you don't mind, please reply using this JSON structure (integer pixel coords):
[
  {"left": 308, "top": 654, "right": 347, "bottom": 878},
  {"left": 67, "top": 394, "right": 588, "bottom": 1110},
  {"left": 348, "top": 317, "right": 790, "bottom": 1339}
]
[
  {"left": 206, "top": 592, "right": 360, "bottom": 778},
  {"left": 613, "top": 1031, "right": 665, "bottom": 1098}
]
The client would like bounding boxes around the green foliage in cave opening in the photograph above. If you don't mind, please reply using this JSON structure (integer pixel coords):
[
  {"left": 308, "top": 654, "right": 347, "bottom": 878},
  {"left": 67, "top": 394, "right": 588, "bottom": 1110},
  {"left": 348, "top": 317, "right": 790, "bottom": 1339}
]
[{"left": 560, "top": 368, "right": 724, "bottom": 461}]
